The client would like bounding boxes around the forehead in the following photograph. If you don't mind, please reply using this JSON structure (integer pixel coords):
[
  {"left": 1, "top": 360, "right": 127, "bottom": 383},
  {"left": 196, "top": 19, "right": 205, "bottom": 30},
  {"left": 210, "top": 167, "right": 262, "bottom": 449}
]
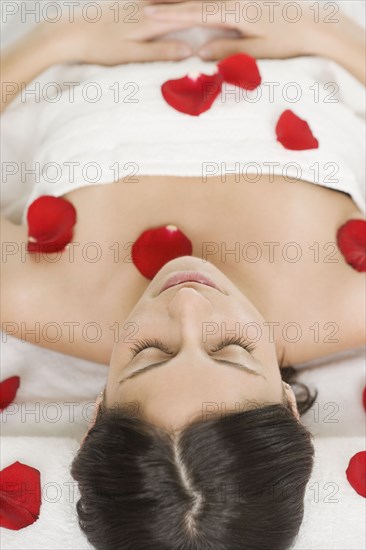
[{"left": 102, "top": 379, "right": 289, "bottom": 431}]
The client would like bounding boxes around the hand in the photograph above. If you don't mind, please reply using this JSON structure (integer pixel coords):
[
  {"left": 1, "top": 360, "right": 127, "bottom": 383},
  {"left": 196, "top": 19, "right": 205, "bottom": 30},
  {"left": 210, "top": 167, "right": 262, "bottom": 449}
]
[
  {"left": 144, "top": 0, "right": 338, "bottom": 60},
  {"left": 146, "top": 0, "right": 186, "bottom": 3},
  {"left": 39, "top": 0, "right": 193, "bottom": 66}
]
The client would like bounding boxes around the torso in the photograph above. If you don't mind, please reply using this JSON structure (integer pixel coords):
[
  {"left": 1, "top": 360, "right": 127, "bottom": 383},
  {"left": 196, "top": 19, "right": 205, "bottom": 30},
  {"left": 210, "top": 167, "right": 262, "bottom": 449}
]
[{"left": 3, "top": 174, "right": 365, "bottom": 365}]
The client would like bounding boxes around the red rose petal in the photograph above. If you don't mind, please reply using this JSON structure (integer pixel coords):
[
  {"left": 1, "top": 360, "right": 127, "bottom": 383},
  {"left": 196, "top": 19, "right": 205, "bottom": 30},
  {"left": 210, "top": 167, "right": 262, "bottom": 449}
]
[
  {"left": 276, "top": 109, "right": 319, "bottom": 151},
  {"left": 27, "top": 196, "right": 77, "bottom": 253},
  {"left": 0, "top": 461, "right": 41, "bottom": 530},
  {"left": 363, "top": 386, "right": 366, "bottom": 412},
  {"left": 0, "top": 376, "right": 20, "bottom": 412},
  {"left": 162, "top": 72, "right": 223, "bottom": 116},
  {"left": 218, "top": 53, "right": 261, "bottom": 90},
  {"left": 346, "top": 451, "right": 366, "bottom": 498},
  {"left": 132, "top": 225, "right": 193, "bottom": 280},
  {"left": 337, "top": 219, "right": 366, "bottom": 272}
]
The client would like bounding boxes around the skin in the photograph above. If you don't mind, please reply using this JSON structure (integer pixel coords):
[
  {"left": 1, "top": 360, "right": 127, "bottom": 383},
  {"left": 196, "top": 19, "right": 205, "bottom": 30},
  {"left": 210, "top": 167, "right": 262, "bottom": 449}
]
[
  {"left": 104, "top": 256, "right": 300, "bottom": 430},
  {"left": 1, "top": 0, "right": 365, "bottom": 113},
  {"left": 82, "top": 255, "right": 300, "bottom": 437},
  {"left": 1, "top": 2, "right": 365, "bottom": 435},
  {"left": 0, "top": 0, "right": 194, "bottom": 112},
  {"left": 145, "top": 0, "right": 366, "bottom": 84},
  {"left": 3, "top": 176, "right": 364, "bottom": 363}
]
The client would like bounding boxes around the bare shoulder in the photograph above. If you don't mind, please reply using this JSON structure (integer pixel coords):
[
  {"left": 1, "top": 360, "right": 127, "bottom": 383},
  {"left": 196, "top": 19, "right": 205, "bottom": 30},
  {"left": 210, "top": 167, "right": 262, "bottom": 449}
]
[
  {"left": 1, "top": 217, "right": 65, "bottom": 343},
  {"left": 1, "top": 217, "right": 29, "bottom": 324},
  {"left": 340, "top": 214, "right": 366, "bottom": 350},
  {"left": 278, "top": 205, "right": 366, "bottom": 365},
  {"left": 343, "top": 212, "right": 366, "bottom": 349},
  {"left": 1, "top": 215, "right": 112, "bottom": 360}
]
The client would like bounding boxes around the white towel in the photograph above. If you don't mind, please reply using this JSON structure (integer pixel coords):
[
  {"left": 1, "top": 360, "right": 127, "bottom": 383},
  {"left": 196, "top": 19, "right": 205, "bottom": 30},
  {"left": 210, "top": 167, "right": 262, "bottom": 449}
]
[{"left": 1, "top": 2, "right": 366, "bottom": 223}]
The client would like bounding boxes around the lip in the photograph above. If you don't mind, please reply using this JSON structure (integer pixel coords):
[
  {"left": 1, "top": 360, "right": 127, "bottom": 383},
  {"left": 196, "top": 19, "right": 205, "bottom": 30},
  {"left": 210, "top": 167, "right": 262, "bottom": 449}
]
[{"left": 159, "top": 272, "right": 223, "bottom": 295}]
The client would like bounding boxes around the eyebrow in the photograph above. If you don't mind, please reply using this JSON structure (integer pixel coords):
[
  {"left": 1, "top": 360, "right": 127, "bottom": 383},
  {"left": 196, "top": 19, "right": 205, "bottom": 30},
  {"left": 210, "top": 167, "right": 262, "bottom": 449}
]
[{"left": 119, "top": 359, "right": 266, "bottom": 385}]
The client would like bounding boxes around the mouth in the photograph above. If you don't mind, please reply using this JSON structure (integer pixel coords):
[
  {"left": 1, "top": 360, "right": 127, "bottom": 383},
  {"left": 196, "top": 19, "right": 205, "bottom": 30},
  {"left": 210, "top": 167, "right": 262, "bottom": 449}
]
[{"left": 159, "top": 271, "right": 223, "bottom": 295}]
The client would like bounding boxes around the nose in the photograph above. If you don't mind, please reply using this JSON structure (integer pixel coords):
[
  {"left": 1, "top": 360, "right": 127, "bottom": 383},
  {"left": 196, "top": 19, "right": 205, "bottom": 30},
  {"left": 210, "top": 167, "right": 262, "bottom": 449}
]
[
  {"left": 168, "top": 286, "right": 214, "bottom": 323},
  {"left": 168, "top": 287, "right": 214, "bottom": 347}
]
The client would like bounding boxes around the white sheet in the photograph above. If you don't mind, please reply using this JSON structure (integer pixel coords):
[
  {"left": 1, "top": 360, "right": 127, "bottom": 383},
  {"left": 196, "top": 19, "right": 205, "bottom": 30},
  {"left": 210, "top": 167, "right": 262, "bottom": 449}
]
[
  {"left": 1, "top": 339, "right": 365, "bottom": 549},
  {"left": 1, "top": 1, "right": 366, "bottom": 548},
  {"left": 1, "top": 434, "right": 365, "bottom": 550}
]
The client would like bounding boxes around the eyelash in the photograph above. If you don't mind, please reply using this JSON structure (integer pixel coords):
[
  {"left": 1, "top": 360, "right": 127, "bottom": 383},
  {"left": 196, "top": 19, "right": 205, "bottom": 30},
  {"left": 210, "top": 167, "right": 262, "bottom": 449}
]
[
  {"left": 210, "top": 336, "right": 256, "bottom": 354},
  {"left": 130, "top": 338, "right": 173, "bottom": 357},
  {"left": 130, "top": 336, "right": 256, "bottom": 357}
]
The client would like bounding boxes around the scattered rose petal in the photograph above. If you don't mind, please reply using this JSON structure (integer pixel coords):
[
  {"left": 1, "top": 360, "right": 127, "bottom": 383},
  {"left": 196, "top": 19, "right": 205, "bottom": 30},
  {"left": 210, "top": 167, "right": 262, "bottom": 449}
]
[
  {"left": 337, "top": 219, "right": 366, "bottom": 272},
  {"left": 218, "top": 53, "right": 261, "bottom": 90},
  {"left": 132, "top": 225, "right": 193, "bottom": 279},
  {"left": 161, "top": 71, "right": 223, "bottom": 116},
  {"left": 346, "top": 451, "right": 366, "bottom": 498},
  {"left": 0, "top": 461, "right": 41, "bottom": 530},
  {"left": 0, "top": 376, "right": 20, "bottom": 412},
  {"left": 27, "top": 196, "right": 77, "bottom": 253},
  {"left": 276, "top": 110, "right": 319, "bottom": 150}
]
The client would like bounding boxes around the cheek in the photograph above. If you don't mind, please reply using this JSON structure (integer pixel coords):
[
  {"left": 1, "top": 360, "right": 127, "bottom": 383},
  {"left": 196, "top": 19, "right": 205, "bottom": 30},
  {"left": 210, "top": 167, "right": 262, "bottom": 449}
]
[
  {"left": 252, "top": 343, "right": 279, "bottom": 377},
  {"left": 113, "top": 312, "right": 150, "bottom": 348},
  {"left": 219, "top": 306, "right": 266, "bottom": 344},
  {"left": 121, "top": 301, "right": 166, "bottom": 334},
  {"left": 226, "top": 293, "right": 266, "bottom": 323}
]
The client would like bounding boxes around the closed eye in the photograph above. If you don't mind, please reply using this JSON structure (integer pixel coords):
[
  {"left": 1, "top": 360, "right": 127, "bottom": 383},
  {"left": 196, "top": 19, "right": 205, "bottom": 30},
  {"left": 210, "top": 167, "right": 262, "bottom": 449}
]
[
  {"left": 129, "top": 336, "right": 256, "bottom": 358},
  {"left": 130, "top": 338, "right": 173, "bottom": 357},
  {"left": 210, "top": 336, "right": 256, "bottom": 354},
  {"left": 120, "top": 351, "right": 264, "bottom": 384}
]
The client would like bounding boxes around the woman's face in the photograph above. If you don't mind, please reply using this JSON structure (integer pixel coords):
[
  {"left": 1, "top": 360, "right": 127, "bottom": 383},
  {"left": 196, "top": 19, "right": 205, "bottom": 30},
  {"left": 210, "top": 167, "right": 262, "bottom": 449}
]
[{"left": 103, "top": 257, "right": 298, "bottom": 430}]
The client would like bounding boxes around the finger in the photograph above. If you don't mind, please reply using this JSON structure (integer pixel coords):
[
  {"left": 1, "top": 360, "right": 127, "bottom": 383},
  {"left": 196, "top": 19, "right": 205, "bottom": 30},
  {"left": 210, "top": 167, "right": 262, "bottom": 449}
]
[
  {"left": 144, "top": 1, "right": 231, "bottom": 27},
  {"left": 146, "top": 0, "right": 185, "bottom": 4},
  {"left": 142, "top": 15, "right": 201, "bottom": 40},
  {"left": 198, "top": 38, "right": 268, "bottom": 60},
  {"left": 125, "top": 40, "right": 192, "bottom": 62}
]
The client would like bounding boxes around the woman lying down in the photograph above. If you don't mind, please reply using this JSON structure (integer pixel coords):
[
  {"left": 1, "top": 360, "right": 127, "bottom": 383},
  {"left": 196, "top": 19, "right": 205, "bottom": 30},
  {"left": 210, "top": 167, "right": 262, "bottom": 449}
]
[{"left": 1, "top": 1, "right": 365, "bottom": 549}]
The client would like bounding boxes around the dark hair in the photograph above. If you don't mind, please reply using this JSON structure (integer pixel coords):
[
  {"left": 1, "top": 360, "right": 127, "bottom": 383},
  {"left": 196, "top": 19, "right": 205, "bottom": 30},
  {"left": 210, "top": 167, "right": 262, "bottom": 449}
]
[
  {"left": 71, "top": 375, "right": 316, "bottom": 550},
  {"left": 280, "top": 366, "right": 318, "bottom": 416}
]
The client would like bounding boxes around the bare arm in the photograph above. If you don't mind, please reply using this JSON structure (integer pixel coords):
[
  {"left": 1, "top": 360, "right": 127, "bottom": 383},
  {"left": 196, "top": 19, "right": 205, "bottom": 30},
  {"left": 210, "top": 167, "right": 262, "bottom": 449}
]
[
  {"left": 317, "top": 10, "right": 366, "bottom": 85},
  {"left": 0, "top": 216, "right": 28, "bottom": 326},
  {"left": 1, "top": 1, "right": 193, "bottom": 112},
  {"left": 324, "top": 14, "right": 366, "bottom": 85},
  {"left": 1, "top": 25, "right": 73, "bottom": 113}
]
